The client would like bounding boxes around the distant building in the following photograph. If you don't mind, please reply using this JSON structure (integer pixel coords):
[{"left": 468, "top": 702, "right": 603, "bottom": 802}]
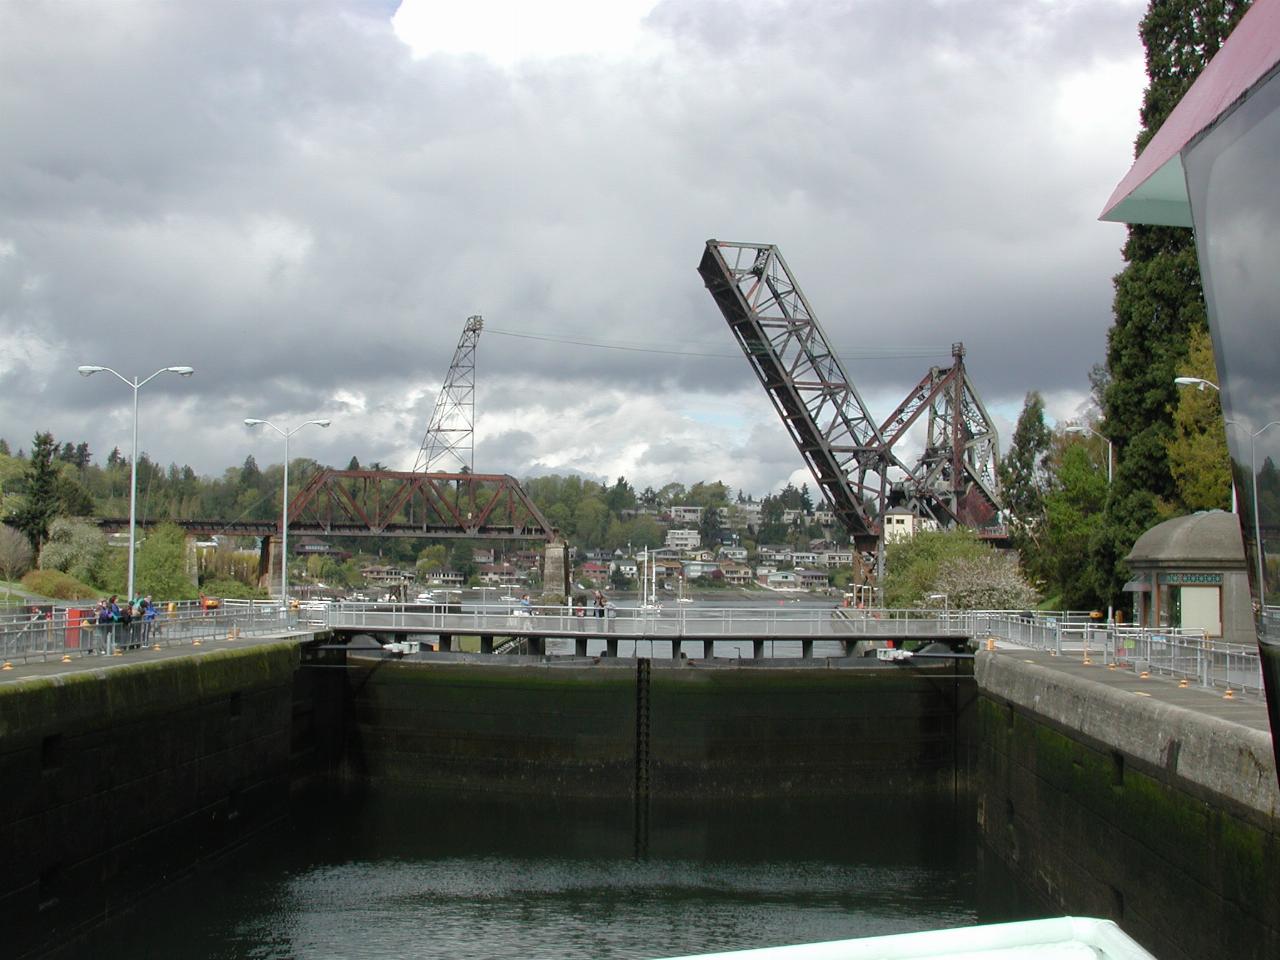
[
  {"left": 670, "top": 505, "right": 703, "bottom": 523},
  {"left": 795, "top": 568, "right": 830, "bottom": 590},
  {"left": 719, "top": 545, "right": 748, "bottom": 562},
  {"left": 720, "top": 562, "right": 753, "bottom": 586},
  {"left": 883, "top": 508, "right": 939, "bottom": 543},
  {"left": 665, "top": 528, "right": 700, "bottom": 550},
  {"left": 683, "top": 560, "right": 721, "bottom": 579}
]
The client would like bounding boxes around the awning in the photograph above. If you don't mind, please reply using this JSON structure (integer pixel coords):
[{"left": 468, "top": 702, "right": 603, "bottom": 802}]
[
  {"left": 1122, "top": 578, "right": 1151, "bottom": 593},
  {"left": 1100, "top": 0, "right": 1280, "bottom": 226}
]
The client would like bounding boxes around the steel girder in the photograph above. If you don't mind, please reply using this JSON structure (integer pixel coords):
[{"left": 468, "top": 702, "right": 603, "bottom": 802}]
[
  {"left": 414, "top": 315, "right": 482, "bottom": 473},
  {"left": 287, "top": 469, "right": 556, "bottom": 540},
  {"left": 699, "top": 240, "right": 1001, "bottom": 538},
  {"left": 699, "top": 241, "right": 909, "bottom": 537},
  {"left": 877, "top": 343, "right": 1001, "bottom": 527}
]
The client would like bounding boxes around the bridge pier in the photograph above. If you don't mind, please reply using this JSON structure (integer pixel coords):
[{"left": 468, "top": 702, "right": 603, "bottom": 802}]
[
  {"left": 752, "top": 639, "right": 764, "bottom": 660},
  {"left": 528, "top": 636, "right": 545, "bottom": 656},
  {"left": 699, "top": 640, "right": 713, "bottom": 660},
  {"left": 438, "top": 635, "right": 455, "bottom": 653},
  {"left": 480, "top": 635, "right": 494, "bottom": 654},
  {"left": 802, "top": 639, "right": 813, "bottom": 659},
  {"left": 606, "top": 638, "right": 618, "bottom": 657},
  {"left": 574, "top": 637, "right": 588, "bottom": 657}
]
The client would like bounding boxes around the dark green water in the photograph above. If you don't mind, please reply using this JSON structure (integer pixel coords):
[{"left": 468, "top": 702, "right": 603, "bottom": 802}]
[{"left": 68, "top": 791, "right": 1045, "bottom": 960}]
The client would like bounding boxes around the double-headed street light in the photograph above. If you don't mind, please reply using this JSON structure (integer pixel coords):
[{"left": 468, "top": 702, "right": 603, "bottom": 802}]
[
  {"left": 78, "top": 365, "right": 195, "bottom": 602},
  {"left": 243, "top": 418, "right": 331, "bottom": 604}
]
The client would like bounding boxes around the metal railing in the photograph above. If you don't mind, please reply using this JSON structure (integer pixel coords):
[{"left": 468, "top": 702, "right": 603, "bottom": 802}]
[
  {"left": 1, "top": 600, "right": 300, "bottom": 665},
  {"left": 2, "top": 599, "right": 1265, "bottom": 697},
  {"left": 970, "top": 611, "right": 1264, "bottom": 697}
]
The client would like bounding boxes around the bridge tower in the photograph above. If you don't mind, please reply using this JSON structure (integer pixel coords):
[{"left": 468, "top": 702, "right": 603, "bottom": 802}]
[{"left": 413, "top": 315, "right": 483, "bottom": 473}]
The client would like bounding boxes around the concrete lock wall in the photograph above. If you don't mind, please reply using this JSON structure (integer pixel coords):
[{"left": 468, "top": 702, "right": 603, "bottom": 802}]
[
  {"left": 337, "top": 658, "right": 975, "bottom": 801},
  {"left": 0, "top": 645, "right": 306, "bottom": 959},
  {"left": 974, "top": 652, "right": 1280, "bottom": 960}
]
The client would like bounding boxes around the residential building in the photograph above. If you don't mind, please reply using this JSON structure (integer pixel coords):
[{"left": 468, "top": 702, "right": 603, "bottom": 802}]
[
  {"left": 795, "top": 568, "right": 830, "bottom": 590},
  {"left": 819, "top": 550, "right": 854, "bottom": 568},
  {"left": 670, "top": 505, "right": 703, "bottom": 523},
  {"left": 883, "top": 508, "right": 939, "bottom": 543},
  {"left": 720, "top": 563, "right": 753, "bottom": 585},
  {"left": 683, "top": 560, "right": 721, "bottom": 580},
  {"left": 791, "top": 551, "right": 818, "bottom": 566},
  {"left": 665, "top": 528, "right": 700, "bottom": 550}
]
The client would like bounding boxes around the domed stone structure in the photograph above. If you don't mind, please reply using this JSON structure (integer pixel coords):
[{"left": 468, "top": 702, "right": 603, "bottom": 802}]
[{"left": 1124, "top": 510, "right": 1252, "bottom": 644}]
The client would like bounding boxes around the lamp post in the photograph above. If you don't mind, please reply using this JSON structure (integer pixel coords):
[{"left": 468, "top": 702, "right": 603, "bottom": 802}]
[
  {"left": 1064, "top": 424, "right": 1113, "bottom": 485},
  {"left": 244, "top": 418, "right": 331, "bottom": 604},
  {"left": 78, "top": 365, "right": 194, "bottom": 602},
  {"left": 1065, "top": 424, "right": 1114, "bottom": 625}
]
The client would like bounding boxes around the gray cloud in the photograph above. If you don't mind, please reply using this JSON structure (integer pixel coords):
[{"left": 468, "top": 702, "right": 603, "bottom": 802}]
[{"left": 0, "top": 0, "right": 1146, "bottom": 498}]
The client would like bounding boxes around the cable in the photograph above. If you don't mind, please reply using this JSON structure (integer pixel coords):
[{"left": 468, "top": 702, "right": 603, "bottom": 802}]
[{"left": 485, "top": 327, "right": 949, "bottom": 362}]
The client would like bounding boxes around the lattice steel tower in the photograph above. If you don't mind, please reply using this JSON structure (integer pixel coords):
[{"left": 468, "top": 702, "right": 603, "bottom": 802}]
[{"left": 414, "top": 315, "right": 483, "bottom": 473}]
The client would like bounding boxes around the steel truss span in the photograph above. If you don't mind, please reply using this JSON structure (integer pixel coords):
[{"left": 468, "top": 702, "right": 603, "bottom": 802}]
[
  {"left": 287, "top": 469, "right": 557, "bottom": 541},
  {"left": 698, "top": 240, "right": 1001, "bottom": 538}
]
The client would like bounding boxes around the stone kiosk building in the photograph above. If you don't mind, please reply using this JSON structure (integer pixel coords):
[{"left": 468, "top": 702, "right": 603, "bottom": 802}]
[{"left": 1123, "top": 509, "right": 1253, "bottom": 645}]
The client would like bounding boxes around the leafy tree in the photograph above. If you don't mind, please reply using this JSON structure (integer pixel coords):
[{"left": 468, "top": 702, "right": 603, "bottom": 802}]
[
  {"left": 1167, "top": 324, "right": 1231, "bottom": 511},
  {"left": 883, "top": 528, "right": 992, "bottom": 608},
  {"left": 1040, "top": 443, "right": 1111, "bottom": 609},
  {"left": 0, "top": 524, "right": 34, "bottom": 597},
  {"left": 135, "top": 522, "right": 198, "bottom": 600},
  {"left": 1098, "top": 0, "right": 1252, "bottom": 605},
  {"left": 605, "top": 476, "right": 636, "bottom": 513},
  {"left": 13, "top": 432, "right": 60, "bottom": 551},
  {"left": 38, "top": 517, "right": 108, "bottom": 586},
  {"left": 0, "top": 439, "right": 9, "bottom": 456},
  {"left": 931, "top": 551, "right": 1039, "bottom": 611}
]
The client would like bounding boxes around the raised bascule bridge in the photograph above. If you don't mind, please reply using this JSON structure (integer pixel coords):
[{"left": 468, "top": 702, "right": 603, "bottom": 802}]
[{"left": 697, "top": 239, "right": 1005, "bottom": 551}]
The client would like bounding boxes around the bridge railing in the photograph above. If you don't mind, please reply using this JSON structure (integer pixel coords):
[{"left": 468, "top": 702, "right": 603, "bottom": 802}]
[
  {"left": 320, "top": 602, "right": 975, "bottom": 639},
  {"left": 0, "top": 601, "right": 299, "bottom": 665}
]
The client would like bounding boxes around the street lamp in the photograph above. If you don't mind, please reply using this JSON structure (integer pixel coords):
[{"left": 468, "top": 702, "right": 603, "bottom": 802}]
[
  {"left": 1064, "top": 424, "right": 1113, "bottom": 485},
  {"left": 1065, "top": 424, "right": 1114, "bottom": 625},
  {"left": 244, "top": 418, "right": 331, "bottom": 604},
  {"left": 1174, "top": 376, "right": 1219, "bottom": 392},
  {"left": 78, "top": 365, "right": 194, "bottom": 602}
]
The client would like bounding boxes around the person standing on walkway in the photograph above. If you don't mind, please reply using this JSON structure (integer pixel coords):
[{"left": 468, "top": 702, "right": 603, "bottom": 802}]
[{"left": 594, "top": 590, "right": 606, "bottom": 619}]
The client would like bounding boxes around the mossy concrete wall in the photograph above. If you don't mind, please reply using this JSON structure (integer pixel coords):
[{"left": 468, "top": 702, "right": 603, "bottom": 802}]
[
  {"left": 340, "top": 657, "right": 974, "bottom": 800},
  {"left": 0, "top": 644, "right": 304, "bottom": 959},
  {"left": 975, "top": 652, "right": 1280, "bottom": 960}
]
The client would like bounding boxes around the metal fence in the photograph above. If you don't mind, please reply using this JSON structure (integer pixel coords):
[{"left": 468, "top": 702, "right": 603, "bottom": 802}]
[
  {"left": 1, "top": 599, "right": 1266, "bottom": 698},
  {"left": 0, "top": 600, "right": 297, "bottom": 665}
]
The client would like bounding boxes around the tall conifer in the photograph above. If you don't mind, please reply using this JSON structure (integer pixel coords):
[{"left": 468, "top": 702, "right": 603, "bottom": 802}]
[{"left": 1096, "top": 0, "right": 1251, "bottom": 603}]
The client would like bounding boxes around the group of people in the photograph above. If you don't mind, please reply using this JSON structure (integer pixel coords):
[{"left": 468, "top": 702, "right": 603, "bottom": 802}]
[{"left": 92, "top": 595, "right": 158, "bottom": 652}]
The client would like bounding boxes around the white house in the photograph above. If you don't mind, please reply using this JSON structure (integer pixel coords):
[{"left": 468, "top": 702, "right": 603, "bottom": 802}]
[{"left": 665, "top": 528, "right": 700, "bottom": 550}]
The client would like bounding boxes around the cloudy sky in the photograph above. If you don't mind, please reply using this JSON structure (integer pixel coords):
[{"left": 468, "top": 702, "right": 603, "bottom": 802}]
[{"left": 0, "top": 0, "right": 1147, "bottom": 497}]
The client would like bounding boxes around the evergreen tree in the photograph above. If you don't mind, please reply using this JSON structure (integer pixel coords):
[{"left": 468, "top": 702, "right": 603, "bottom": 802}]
[
  {"left": 14, "top": 432, "right": 60, "bottom": 551},
  {"left": 999, "top": 392, "right": 1053, "bottom": 527},
  {"left": 1097, "top": 0, "right": 1251, "bottom": 604},
  {"left": 699, "top": 505, "right": 722, "bottom": 548},
  {"left": 0, "top": 439, "right": 9, "bottom": 456}
]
